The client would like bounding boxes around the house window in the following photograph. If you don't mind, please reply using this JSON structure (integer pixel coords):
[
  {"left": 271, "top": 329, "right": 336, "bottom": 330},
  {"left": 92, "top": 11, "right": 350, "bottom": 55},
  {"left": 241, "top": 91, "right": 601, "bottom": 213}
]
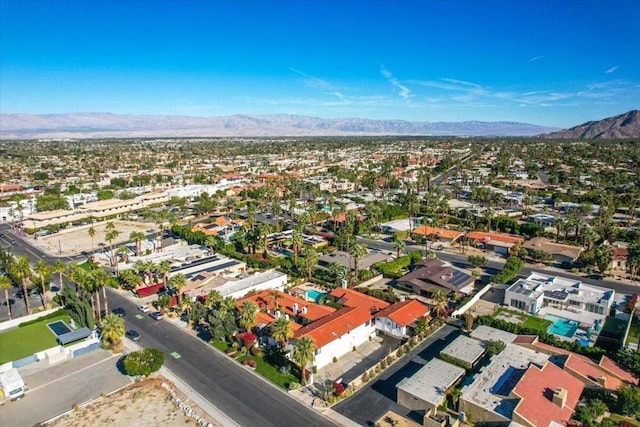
[
  {"left": 510, "top": 299, "right": 526, "bottom": 311},
  {"left": 569, "top": 300, "right": 580, "bottom": 306},
  {"left": 315, "top": 348, "right": 322, "bottom": 355}
]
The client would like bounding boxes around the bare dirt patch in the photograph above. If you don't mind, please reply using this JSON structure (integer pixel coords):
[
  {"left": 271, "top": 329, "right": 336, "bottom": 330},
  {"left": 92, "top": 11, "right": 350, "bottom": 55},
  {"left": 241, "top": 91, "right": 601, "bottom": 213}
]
[
  {"left": 375, "top": 410, "right": 421, "bottom": 427},
  {"left": 47, "top": 376, "right": 220, "bottom": 427},
  {"left": 35, "top": 220, "right": 154, "bottom": 256}
]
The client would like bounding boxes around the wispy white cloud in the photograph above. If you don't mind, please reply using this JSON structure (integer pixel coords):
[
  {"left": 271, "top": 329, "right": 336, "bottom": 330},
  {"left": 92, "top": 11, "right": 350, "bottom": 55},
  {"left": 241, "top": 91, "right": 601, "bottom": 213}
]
[
  {"left": 529, "top": 55, "right": 544, "bottom": 62},
  {"left": 290, "top": 67, "right": 332, "bottom": 90},
  {"left": 605, "top": 65, "right": 619, "bottom": 74},
  {"left": 380, "top": 67, "right": 411, "bottom": 100}
]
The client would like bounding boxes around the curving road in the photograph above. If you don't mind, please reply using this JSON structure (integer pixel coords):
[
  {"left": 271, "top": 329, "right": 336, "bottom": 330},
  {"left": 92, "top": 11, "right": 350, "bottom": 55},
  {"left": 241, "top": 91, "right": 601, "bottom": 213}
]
[{"left": 108, "top": 289, "right": 336, "bottom": 427}]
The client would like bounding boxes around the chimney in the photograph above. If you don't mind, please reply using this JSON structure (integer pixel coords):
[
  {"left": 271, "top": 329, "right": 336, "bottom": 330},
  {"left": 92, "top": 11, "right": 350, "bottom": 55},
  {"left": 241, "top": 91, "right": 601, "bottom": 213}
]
[
  {"left": 596, "top": 375, "right": 607, "bottom": 387},
  {"left": 552, "top": 387, "right": 567, "bottom": 408}
]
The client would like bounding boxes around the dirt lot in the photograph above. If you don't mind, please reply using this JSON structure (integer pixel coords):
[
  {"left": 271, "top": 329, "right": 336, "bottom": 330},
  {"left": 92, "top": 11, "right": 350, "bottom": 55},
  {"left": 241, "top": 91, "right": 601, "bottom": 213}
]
[
  {"left": 34, "top": 220, "right": 155, "bottom": 256},
  {"left": 47, "top": 376, "right": 220, "bottom": 427}
]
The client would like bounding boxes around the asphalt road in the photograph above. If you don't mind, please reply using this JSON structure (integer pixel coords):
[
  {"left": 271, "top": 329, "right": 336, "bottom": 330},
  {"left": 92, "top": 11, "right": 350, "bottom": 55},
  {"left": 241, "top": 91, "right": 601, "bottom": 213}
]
[
  {"left": 107, "top": 289, "right": 336, "bottom": 427},
  {"left": 333, "top": 325, "right": 459, "bottom": 425}
]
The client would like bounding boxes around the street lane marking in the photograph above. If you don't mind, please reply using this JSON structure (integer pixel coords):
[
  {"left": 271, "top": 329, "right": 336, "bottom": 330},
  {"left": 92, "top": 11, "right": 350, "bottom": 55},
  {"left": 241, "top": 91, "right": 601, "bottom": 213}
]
[
  {"left": 170, "top": 352, "right": 181, "bottom": 359},
  {"left": 135, "top": 314, "right": 143, "bottom": 319}
]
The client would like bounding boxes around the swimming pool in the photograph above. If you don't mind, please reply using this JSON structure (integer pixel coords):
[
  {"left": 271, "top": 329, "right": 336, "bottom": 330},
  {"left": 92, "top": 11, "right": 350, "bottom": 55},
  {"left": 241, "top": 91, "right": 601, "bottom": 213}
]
[
  {"left": 274, "top": 249, "right": 294, "bottom": 258},
  {"left": 306, "top": 289, "right": 327, "bottom": 302},
  {"left": 47, "top": 320, "right": 72, "bottom": 337},
  {"left": 545, "top": 314, "right": 579, "bottom": 338}
]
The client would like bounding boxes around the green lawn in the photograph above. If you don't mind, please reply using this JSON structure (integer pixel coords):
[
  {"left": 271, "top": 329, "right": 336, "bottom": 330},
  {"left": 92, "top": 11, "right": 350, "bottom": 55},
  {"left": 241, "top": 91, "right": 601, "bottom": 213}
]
[
  {"left": 521, "top": 316, "right": 552, "bottom": 332},
  {"left": 211, "top": 340, "right": 230, "bottom": 352},
  {"left": 607, "top": 414, "right": 640, "bottom": 426},
  {"left": 0, "top": 313, "right": 71, "bottom": 364},
  {"left": 626, "top": 316, "right": 640, "bottom": 345},
  {"left": 238, "top": 354, "right": 301, "bottom": 389}
]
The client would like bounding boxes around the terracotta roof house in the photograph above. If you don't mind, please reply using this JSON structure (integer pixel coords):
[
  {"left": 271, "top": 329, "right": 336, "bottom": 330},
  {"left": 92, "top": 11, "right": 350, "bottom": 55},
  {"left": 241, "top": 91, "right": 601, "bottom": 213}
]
[
  {"left": 512, "top": 361, "right": 585, "bottom": 427},
  {"left": 412, "top": 225, "right": 462, "bottom": 244},
  {"left": 292, "top": 306, "right": 376, "bottom": 368},
  {"left": 330, "top": 288, "right": 390, "bottom": 313},
  {"left": 397, "top": 259, "right": 475, "bottom": 297},
  {"left": 374, "top": 299, "right": 430, "bottom": 338},
  {"left": 522, "top": 237, "right": 583, "bottom": 266},
  {"left": 238, "top": 289, "right": 335, "bottom": 326},
  {"left": 610, "top": 241, "right": 628, "bottom": 272},
  {"left": 465, "top": 231, "right": 524, "bottom": 256}
]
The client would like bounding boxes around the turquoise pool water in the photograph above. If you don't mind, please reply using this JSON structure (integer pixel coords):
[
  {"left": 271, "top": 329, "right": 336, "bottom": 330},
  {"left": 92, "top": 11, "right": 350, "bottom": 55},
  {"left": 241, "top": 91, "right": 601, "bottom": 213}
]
[
  {"left": 307, "top": 289, "right": 327, "bottom": 302},
  {"left": 545, "top": 314, "right": 579, "bottom": 338},
  {"left": 274, "top": 249, "right": 294, "bottom": 258}
]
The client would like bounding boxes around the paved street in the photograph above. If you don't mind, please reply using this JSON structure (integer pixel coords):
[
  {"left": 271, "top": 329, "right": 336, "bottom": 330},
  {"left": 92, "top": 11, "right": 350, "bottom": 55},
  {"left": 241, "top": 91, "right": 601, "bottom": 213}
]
[
  {"left": 0, "top": 350, "right": 131, "bottom": 426},
  {"left": 333, "top": 325, "right": 459, "bottom": 426},
  {"left": 108, "top": 289, "right": 337, "bottom": 427}
]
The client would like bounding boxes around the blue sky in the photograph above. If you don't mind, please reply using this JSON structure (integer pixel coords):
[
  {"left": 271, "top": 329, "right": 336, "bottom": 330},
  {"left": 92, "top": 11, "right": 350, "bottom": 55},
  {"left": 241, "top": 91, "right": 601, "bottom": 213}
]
[{"left": 1, "top": 0, "right": 638, "bottom": 127}]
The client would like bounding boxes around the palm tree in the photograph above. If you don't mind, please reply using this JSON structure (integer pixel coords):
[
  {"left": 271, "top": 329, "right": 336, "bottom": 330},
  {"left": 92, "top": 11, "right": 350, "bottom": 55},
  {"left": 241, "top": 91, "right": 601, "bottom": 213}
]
[
  {"left": 88, "top": 224, "right": 97, "bottom": 257},
  {"left": 53, "top": 259, "right": 66, "bottom": 291},
  {"left": 104, "top": 222, "right": 120, "bottom": 267},
  {"left": 269, "top": 289, "right": 283, "bottom": 311},
  {"left": 271, "top": 316, "right": 294, "bottom": 348},
  {"left": 239, "top": 300, "right": 258, "bottom": 332},
  {"left": 0, "top": 275, "right": 13, "bottom": 320},
  {"left": 220, "top": 296, "right": 237, "bottom": 315},
  {"left": 168, "top": 273, "right": 187, "bottom": 305},
  {"left": 392, "top": 233, "right": 406, "bottom": 258},
  {"left": 329, "top": 262, "right": 348, "bottom": 287},
  {"left": 304, "top": 247, "right": 319, "bottom": 280},
  {"left": 11, "top": 256, "right": 33, "bottom": 315},
  {"left": 292, "top": 336, "right": 316, "bottom": 382},
  {"left": 130, "top": 231, "right": 146, "bottom": 256},
  {"left": 206, "top": 289, "right": 223, "bottom": 309},
  {"left": 432, "top": 291, "right": 448, "bottom": 318},
  {"left": 204, "top": 235, "right": 219, "bottom": 255},
  {"left": 349, "top": 244, "right": 368, "bottom": 286},
  {"left": 158, "top": 260, "right": 172, "bottom": 285},
  {"left": 93, "top": 268, "right": 113, "bottom": 317},
  {"left": 101, "top": 313, "right": 125, "bottom": 350},
  {"left": 291, "top": 228, "right": 303, "bottom": 263},
  {"left": 34, "top": 259, "right": 52, "bottom": 309},
  {"left": 119, "top": 268, "right": 142, "bottom": 290}
]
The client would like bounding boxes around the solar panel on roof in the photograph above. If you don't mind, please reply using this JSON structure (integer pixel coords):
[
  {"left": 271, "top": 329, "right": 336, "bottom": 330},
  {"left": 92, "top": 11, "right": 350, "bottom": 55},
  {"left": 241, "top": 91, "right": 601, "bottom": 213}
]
[{"left": 449, "top": 271, "right": 471, "bottom": 288}]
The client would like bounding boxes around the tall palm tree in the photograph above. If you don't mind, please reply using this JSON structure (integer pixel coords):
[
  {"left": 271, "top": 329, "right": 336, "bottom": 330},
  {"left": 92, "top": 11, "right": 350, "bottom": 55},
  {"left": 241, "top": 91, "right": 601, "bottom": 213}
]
[
  {"left": 0, "top": 275, "right": 13, "bottom": 320},
  {"left": 11, "top": 256, "right": 33, "bottom": 315},
  {"left": 392, "top": 233, "right": 406, "bottom": 258},
  {"left": 53, "top": 259, "right": 66, "bottom": 291},
  {"left": 292, "top": 336, "right": 316, "bottom": 382},
  {"left": 329, "top": 262, "right": 348, "bottom": 287},
  {"left": 206, "top": 289, "right": 223, "bottom": 309},
  {"left": 104, "top": 222, "right": 120, "bottom": 267},
  {"left": 305, "top": 247, "right": 319, "bottom": 281},
  {"left": 271, "top": 316, "right": 294, "bottom": 348},
  {"left": 269, "top": 289, "right": 283, "bottom": 311},
  {"left": 158, "top": 260, "right": 172, "bottom": 285},
  {"left": 88, "top": 224, "right": 97, "bottom": 257},
  {"left": 349, "top": 244, "right": 368, "bottom": 286},
  {"left": 239, "top": 300, "right": 258, "bottom": 332},
  {"left": 168, "top": 273, "right": 187, "bottom": 305},
  {"left": 101, "top": 313, "right": 125, "bottom": 349},
  {"left": 34, "top": 259, "right": 52, "bottom": 309},
  {"left": 291, "top": 228, "right": 303, "bottom": 263},
  {"left": 220, "top": 296, "right": 237, "bottom": 316},
  {"left": 93, "top": 268, "right": 113, "bottom": 317},
  {"left": 130, "top": 231, "right": 146, "bottom": 256}
]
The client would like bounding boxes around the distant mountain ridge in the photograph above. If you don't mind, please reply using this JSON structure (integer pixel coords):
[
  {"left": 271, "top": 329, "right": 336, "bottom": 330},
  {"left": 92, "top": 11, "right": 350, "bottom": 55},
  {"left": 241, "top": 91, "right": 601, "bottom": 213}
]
[
  {"left": 0, "top": 113, "right": 558, "bottom": 139},
  {"left": 543, "top": 110, "right": 640, "bottom": 139}
]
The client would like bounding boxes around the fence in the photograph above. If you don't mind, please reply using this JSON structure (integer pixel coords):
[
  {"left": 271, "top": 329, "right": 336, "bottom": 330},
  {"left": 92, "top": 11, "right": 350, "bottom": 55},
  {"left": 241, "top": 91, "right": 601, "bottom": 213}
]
[
  {"left": 0, "top": 307, "right": 61, "bottom": 332},
  {"left": 450, "top": 284, "right": 495, "bottom": 318}
]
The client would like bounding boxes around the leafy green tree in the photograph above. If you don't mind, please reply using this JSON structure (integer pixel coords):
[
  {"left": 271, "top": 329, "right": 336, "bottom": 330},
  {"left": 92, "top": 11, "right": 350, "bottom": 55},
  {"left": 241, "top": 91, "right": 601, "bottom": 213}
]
[
  {"left": 60, "top": 285, "right": 95, "bottom": 329},
  {"left": 485, "top": 339, "right": 506, "bottom": 356},
  {"left": 468, "top": 255, "right": 487, "bottom": 269},
  {"left": 123, "top": 349, "right": 164, "bottom": 376},
  {"left": 617, "top": 384, "right": 640, "bottom": 417},
  {"left": 594, "top": 244, "right": 613, "bottom": 275}
]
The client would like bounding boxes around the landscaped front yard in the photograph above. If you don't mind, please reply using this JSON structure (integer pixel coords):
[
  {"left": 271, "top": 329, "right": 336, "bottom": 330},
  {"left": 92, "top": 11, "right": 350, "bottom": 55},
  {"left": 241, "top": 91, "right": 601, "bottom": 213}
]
[
  {"left": 493, "top": 307, "right": 551, "bottom": 333},
  {"left": 0, "top": 311, "right": 71, "bottom": 364}
]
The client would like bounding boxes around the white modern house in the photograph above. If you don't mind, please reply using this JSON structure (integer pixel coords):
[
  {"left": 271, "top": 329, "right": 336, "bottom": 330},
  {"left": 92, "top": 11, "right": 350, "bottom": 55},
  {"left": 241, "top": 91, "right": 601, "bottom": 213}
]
[{"left": 504, "top": 272, "right": 614, "bottom": 320}]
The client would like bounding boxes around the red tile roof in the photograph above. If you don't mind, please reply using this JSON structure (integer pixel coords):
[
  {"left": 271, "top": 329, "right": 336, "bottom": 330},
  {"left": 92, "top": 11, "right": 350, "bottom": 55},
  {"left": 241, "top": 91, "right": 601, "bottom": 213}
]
[
  {"left": 465, "top": 231, "right": 524, "bottom": 245},
  {"left": 513, "top": 362, "right": 584, "bottom": 427},
  {"left": 330, "top": 288, "right": 390, "bottom": 313},
  {"left": 374, "top": 299, "right": 430, "bottom": 327},
  {"left": 293, "top": 306, "right": 372, "bottom": 349},
  {"left": 599, "top": 355, "right": 639, "bottom": 386},
  {"left": 513, "top": 335, "right": 538, "bottom": 344},
  {"left": 564, "top": 354, "right": 623, "bottom": 391},
  {"left": 412, "top": 225, "right": 462, "bottom": 241},
  {"left": 238, "top": 289, "right": 335, "bottom": 323}
]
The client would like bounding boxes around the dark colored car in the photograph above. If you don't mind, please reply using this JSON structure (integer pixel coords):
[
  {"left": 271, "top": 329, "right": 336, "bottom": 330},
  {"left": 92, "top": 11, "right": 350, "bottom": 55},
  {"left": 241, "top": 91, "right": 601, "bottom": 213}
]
[
  {"left": 149, "top": 311, "right": 163, "bottom": 321},
  {"left": 125, "top": 330, "right": 140, "bottom": 341},
  {"left": 112, "top": 307, "right": 126, "bottom": 317}
]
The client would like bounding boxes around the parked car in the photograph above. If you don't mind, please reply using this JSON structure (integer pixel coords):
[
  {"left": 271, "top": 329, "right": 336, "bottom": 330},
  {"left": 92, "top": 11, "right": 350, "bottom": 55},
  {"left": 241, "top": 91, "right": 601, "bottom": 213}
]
[
  {"left": 149, "top": 311, "right": 163, "bottom": 321},
  {"left": 125, "top": 330, "right": 140, "bottom": 341},
  {"left": 137, "top": 305, "right": 150, "bottom": 313},
  {"left": 112, "top": 307, "right": 126, "bottom": 317}
]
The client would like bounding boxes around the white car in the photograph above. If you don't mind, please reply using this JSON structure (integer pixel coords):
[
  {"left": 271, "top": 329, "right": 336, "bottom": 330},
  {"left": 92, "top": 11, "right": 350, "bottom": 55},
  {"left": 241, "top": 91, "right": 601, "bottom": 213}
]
[{"left": 137, "top": 305, "right": 150, "bottom": 313}]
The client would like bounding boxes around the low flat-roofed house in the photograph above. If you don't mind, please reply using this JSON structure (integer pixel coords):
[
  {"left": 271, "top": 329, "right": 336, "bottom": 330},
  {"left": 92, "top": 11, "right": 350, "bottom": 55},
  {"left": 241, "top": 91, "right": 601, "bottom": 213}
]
[
  {"left": 465, "top": 231, "right": 524, "bottom": 256},
  {"left": 522, "top": 237, "right": 583, "bottom": 266},
  {"left": 459, "top": 343, "right": 550, "bottom": 425},
  {"left": 22, "top": 209, "right": 86, "bottom": 230},
  {"left": 470, "top": 325, "right": 517, "bottom": 344},
  {"left": 397, "top": 358, "right": 465, "bottom": 412},
  {"left": 440, "top": 335, "right": 485, "bottom": 369},
  {"left": 512, "top": 361, "right": 585, "bottom": 427},
  {"left": 525, "top": 213, "right": 558, "bottom": 228},
  {"left": 397, "top": 259, "right": 475, "bottom": 297},
  {"left": 217, "top": 270, "right": 288, "bottom": 300},
  {"left": 374, "top": 299, "right": 430, "bottom": 338},
  {"left": 504, "top": 272, "right": 614, "bottom": 320}
]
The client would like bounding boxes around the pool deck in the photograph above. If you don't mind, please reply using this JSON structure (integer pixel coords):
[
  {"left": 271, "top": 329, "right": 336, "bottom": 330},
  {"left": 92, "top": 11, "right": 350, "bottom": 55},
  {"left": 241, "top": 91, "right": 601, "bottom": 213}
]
[{"left": 540, "top": 307, "right": 601, "bottom": 343}]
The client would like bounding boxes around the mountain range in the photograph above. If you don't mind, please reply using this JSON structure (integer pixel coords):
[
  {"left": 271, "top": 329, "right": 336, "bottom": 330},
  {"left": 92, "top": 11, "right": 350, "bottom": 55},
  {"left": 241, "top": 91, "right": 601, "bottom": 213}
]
[
  {"left": 543, "top": 110, "right": 640, "bottom": 139},
  {"left": 0, "top": 113, "right": 558, "bottom": 139}
]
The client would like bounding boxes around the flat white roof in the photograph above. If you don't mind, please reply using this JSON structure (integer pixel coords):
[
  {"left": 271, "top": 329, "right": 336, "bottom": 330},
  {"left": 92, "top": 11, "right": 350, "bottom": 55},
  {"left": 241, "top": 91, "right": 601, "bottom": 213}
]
[
  {"left": 470, "top": 326, "right": 517, "bottom": 344},
  {"left": 397, "top": 358, "right": 465, "bottom": 406},
  {"left": 460, "top": 344, "right": 549, "bottom": 420},
  {"left": 219, "top": 270, "right": 286, "bottom": 297},
  {"left": 507, "top": 272, "right": 614, "bottom": 305},
  {"left": 441, "top": 335, "right": 485, "bottom": 365}
]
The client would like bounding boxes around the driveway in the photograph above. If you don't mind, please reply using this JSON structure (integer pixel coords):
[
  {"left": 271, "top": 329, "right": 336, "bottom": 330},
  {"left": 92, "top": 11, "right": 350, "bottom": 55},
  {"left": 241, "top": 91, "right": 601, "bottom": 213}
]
[
  {"left": 0, "top": 350, "right": 131, "bottom": 426},
  {"left": 333, "top": 325, "right": 460, "bottom": 426}
]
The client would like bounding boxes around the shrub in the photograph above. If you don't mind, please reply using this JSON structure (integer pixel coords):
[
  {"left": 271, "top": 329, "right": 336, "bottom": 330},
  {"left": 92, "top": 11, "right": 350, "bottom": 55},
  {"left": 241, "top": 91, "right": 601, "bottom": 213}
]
[
  {"left": 332, "top": 356, "right": 338, "bottom": 363},
  {"left": 123, "top": 349, "right": 164, "bottom": 377},
  {"left": 18, "top": 308, "right": 66, "bottom": 327},
  {"left": 250, "top": 346, "right": 263, "bottom": 357},
  {"left": 288, "top": 381, "right": 302, "bottom": 391},
  {"left": 242, "top": 359, "right": 257, "bottom": 369}
]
